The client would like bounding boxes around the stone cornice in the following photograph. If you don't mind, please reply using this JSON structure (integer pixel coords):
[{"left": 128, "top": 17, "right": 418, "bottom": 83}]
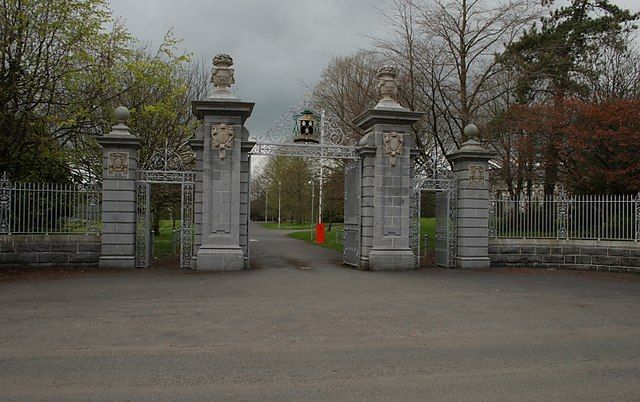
[
  {"left": 353, "top": 108, "right": 424, "bottom": 131},
  {"left": 191, "top": 99, "right": 255, "bottom": 123}
]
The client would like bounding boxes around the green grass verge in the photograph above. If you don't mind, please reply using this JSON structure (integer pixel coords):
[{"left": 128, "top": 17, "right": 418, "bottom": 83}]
[
  {"left": 285, "top": 218, "right": 437, "bottom": 253},
  {"left": 420, "top": 217, "right": 436, "bottom": 250},
  {"left": 287, "top": 224, "right": 344, "bottom": 252},
  {"left": 153, "top": 220, "right": 180, "bottom": 258},
  {"left": 261, "top": 221, "right": 315, "bottom": 230}
]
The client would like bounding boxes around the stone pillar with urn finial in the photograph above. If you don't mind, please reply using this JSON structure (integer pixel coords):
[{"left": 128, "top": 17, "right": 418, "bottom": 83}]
[
  {"left": 189, "top": 54, "right": 254, "bottom": 270},
  {"left": 97, "top": 106, "right": 141, "bottom": 269},
  {"left": 353, "top": 66, "right": 424, "bottom": 270}
]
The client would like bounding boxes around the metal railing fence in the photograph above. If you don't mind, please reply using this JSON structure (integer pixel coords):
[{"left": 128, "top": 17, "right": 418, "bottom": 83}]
[
  {"left": 0, "top": 172, "right": 101, "bottom": 235},
  {"left": 489, "top": 192, "right": 640, "bottom": 241}
]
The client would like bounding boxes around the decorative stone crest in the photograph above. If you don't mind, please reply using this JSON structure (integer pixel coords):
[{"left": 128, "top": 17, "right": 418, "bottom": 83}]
[
  {"left": 383, "top": 132, "right": 404, "bottom": 167},
  {"left": 211, "top": 123, "right": 235, "bottom": 160},
  {"left": 468, "top": 165, "right": 485, "bottom": 185},
  {"left": 210, "top": 54, "right": 236, "bottom": 98},
  {"left": 375, "top": 65, "right": 403, "bottom": 109},
  {"left": 108, "top": 152, "right": 129, "bottom": 176}
]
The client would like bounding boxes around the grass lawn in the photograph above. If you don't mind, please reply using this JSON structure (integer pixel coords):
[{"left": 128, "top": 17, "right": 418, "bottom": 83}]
[
  {"left": 287, "top": 224, "right": 344, "bottom": 252},
  {"left": 261, "top": 221, "right": 315, "bottom": 230},
  {"left": 154, "top": 220, "right": 180, "bottom": 258},
  {"left": 282, "top": 218, "right": 437, "bottom": 253}
]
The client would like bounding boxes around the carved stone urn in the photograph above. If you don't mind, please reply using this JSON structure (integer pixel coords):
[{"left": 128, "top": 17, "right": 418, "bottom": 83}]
[
  {"left": 375, "top": 65, "right": 405, "bottom": 109},
  {"left": 210, "top": 54, "right": 236, "bottom": 99}
]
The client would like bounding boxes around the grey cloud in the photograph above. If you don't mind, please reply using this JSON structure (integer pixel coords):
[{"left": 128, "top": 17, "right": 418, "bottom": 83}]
[
  {"left": 108, "top": 0, "right": 386, "bottom": 135},
  {"left": 108, "top": 0, "right": 640, "bottom": 136}
]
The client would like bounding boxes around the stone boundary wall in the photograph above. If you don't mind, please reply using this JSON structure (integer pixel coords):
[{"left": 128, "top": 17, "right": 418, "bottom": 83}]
[
  {"left": 0, "top": 235, "right": 100, "bottom": 267},
  {"left": 490, "top": 239, "right": 640, "bottom": 273}
]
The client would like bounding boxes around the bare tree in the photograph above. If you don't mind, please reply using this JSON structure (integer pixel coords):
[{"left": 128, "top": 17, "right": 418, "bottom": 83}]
[
  {"left": 310, "top": 50, "right": 382, "bottom": 139},
  {"left": 371, "top": 0, "right": 540, "bottom": 164}
]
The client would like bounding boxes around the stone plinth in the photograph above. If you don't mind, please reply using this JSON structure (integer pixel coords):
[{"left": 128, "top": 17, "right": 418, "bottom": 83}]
[
  {"left": 191, "top": 99, "right": 254, "bottom": 271},
  {"left": 97, "top": 109, "right": 140, "bottom": 269},
  {"left": 448, "top": 138, "right": 496, "bottom": 269},
  {"left": 353, "top": 107, "right": 424, "bottom": 271}
]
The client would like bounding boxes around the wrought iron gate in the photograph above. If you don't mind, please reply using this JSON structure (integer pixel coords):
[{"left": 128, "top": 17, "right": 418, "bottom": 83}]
[
  {"left": 413, "top": 167, "right": 457, "bottom": 268},
  {"left": 343, "top": 160, "right": 361, "bottom": 267},
  {"left": 410, "top": 188, "right": 421, "bottom": 268},
  {"left": 135, "top": 147, "right": 195, "bottom": 269},
  {"left": 434, "top": 192, "right": 450, "bottom": 267}
]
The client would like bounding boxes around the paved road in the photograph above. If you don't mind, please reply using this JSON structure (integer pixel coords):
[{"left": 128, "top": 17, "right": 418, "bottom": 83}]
[{"left": 1, "top": 222, "right": 640, "bottom": 401}]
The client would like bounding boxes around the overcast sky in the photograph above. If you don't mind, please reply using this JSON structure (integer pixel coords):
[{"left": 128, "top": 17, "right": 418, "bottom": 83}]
[{"left": 107, "top": 0, "right": 640, "bottom": 136}]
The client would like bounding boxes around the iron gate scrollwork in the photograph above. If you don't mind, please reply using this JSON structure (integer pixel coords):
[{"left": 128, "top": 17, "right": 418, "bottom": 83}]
[
  {"left": 343, "top": 160, "right": 361, "bottom": 267},
  {"left": 180, "top": 182, "right": 194, "bottom": 269},
  {"left": 410, "top": 188, "right": 421, "bottom": 269},
  {"left": 136, "top": 146, "right": 195, "bottom": 269},
  {"left": 136, "top": 182, "right": 151, "bottom": 268},
  {"left": 413, "top": 165, "right": 457, "bottom": 268}
]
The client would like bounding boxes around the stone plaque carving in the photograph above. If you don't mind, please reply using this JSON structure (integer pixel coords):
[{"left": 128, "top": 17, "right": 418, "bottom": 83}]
[
  {"left": 211, "top": 123, "right": 235, "bottom": 160},
  {"left": 108, "top": 152, "right": 129, "bottom": 176},
  {"left": 383, "top": 132, "right": 403, "bottom": 167},
  {"left": 469, "top": 165, "right": 485, "bottom": 185}
]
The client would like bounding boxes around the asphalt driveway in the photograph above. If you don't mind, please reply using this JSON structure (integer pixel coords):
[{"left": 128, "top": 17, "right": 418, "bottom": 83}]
[{"left": 1, "top": 222, "right": 639, "bottom": 401}]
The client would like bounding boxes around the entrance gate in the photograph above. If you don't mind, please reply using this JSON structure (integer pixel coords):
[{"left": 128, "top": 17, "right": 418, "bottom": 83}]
[
  {"left": 249, "top": 100, "right": 361, "bottom": 267},
  {"left": 135, "top": 147, "right": 195, "bottom": 269},
  {"left": 413, "top": 166, "right": 457, "bottom": 268},
  {"left": 343, "top": 160, "right": 361, "bottom": 266}
]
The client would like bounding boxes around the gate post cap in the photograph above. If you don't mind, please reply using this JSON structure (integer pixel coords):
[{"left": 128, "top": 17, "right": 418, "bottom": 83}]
[
  {"left": 114, "top": 106, "right": 130, "bottom": 123},
  {"left": 464, "top": 123, "right": 478, "bottom": 139}
]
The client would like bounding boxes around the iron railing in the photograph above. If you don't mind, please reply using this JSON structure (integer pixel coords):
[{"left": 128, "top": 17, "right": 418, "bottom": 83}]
[
  {"left": 0, "top": 172, "right": 101, "bottom": 235},
  {"left": 489, "top": 192, "right": 640, "bottom": 241}
]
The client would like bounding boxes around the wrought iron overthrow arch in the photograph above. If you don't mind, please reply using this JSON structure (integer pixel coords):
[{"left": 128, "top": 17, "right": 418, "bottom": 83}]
[{"left": 249, "top": 99, "right": 360, "bottom": 159}]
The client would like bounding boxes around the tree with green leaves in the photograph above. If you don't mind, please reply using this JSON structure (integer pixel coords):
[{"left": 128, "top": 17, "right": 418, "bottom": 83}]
[
  {"left": 0, "top": 0, "right": 204, "bottom": 185},
  {"left": 0, "top": 0, "right": 133, "bottom": 182}
]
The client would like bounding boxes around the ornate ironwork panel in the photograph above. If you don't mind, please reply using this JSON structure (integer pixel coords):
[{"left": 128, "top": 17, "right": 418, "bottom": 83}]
[
  {"left": 250, "top": 142, "right": 359, "bottom": 160},
  {"left": 137, "top": 163, "right": 195, "bottom": 268},
  {"left": 557, "top": 188, "right": 568, "bottom": 239},
  {"left": 413, "top": 164, "right": 457, "bottom": 268},
  {"left": 251, "top": 99, "right": 355, "bottom": 146},
  {"left": 414, "top": 166, "right": 457, "bottom": 191},
  {"left": 0, "top": 172, "right": 10, "bottom": 234},
  {"left": 488, "top": 191, "right": 497, "bottom": 238},
  {"left": 144, "top": 147, "right": 187, "bottom": 171},
  {"left": 84, "top": 181, "right": 101, "bottom": 234},
  {"left": 410, "top": 188, "right": 421, "bottom": 269},
  {"left": 435, "top": 192, "right": 449, "bottom": 267},
  {"left": 636, "top": 192, "right": 640, "bottom": 242},
  {"left": 180, "top": 182, "right": 195, "bottom": 269},
  {"left": 136, "top": 182, "right": 151, "bottom": 268},
  {"left": 448, "top": 190, "right": 458, "bottom": 268},
  {"left": 343, "top": 160, "right": 361, "bottom": 267},
  {"left": 137, "top": 170, "right": 195, "bottom": 184}
]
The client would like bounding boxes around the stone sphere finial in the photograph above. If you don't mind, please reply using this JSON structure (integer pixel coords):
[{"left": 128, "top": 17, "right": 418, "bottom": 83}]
[
  {"left": 464, "top": 123, "right": 479, "bottom": 139},
  {"left": 210, "top": 53, "right": 236, "bottom": 99},
  {"left": 114, "top": 106, "right": 130, "bottom": 124},
  {"left": 375, "top": 64, "right": 404, "bottom": 109}
]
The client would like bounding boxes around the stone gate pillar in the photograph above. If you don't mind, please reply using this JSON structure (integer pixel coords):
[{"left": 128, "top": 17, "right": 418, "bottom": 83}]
[
  {"left": 448, "top": 124, "right": 496, "bottom": 269},
  {"left": 97, "top": 107, "right": 141, "bottom": 269},
  {"left": 353, "top": 66, "right": 424, "bottom": 271},
  {"left": 190, "top": 54, "right": 254, "bottom": 271}
]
